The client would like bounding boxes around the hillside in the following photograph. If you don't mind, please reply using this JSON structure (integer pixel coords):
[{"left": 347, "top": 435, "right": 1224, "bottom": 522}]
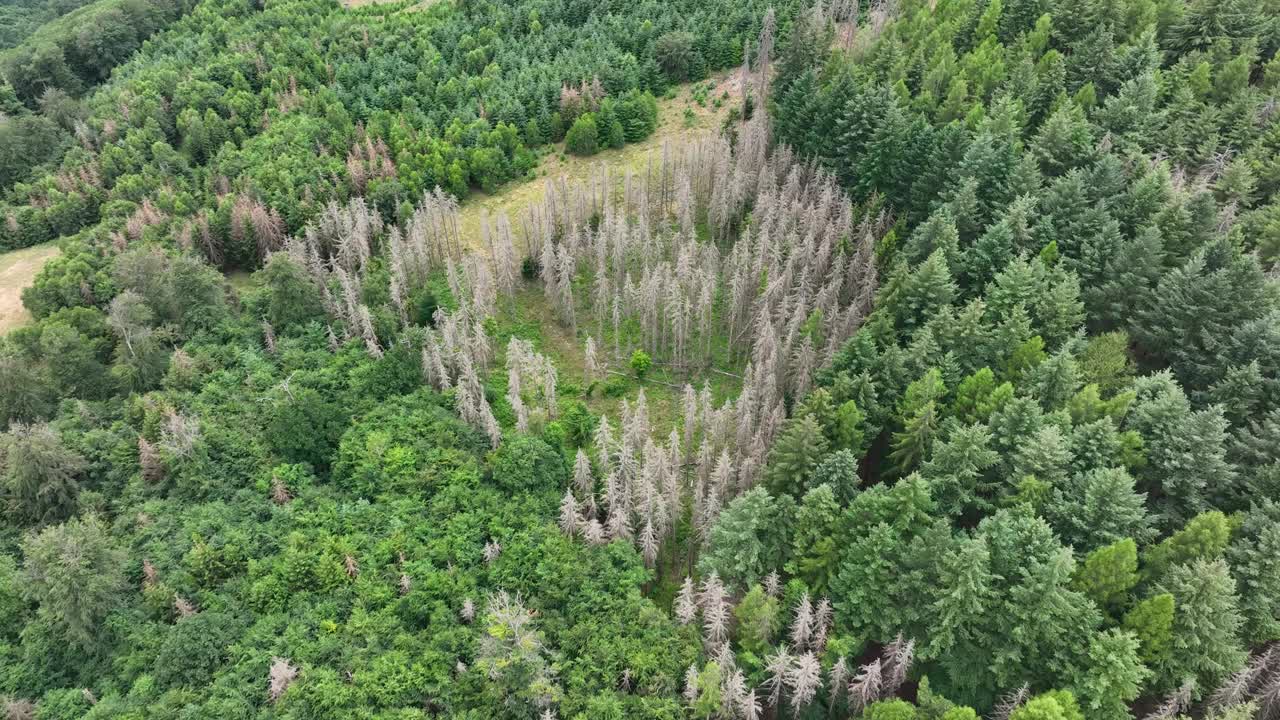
[{"left": 0, "top": 0, "right": 1279, "bottom": 719}]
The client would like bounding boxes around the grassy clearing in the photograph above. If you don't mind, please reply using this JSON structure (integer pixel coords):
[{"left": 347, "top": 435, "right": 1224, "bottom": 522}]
[
  {"left": 0, "top": 244, "right": 61, "bottom": 334},
  {"left": 457, "top": 72, "right": 745, "bottom": 252},
  {"left": 486, "top": 285, "right": 743, "bottom": 434},
  {"left": 226, "top": 270, "right": 257, "bottom": 294}
]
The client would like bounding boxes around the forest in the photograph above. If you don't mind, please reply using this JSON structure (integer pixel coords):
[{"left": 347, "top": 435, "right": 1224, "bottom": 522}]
[{"left": 0, "top": 0, "right": 1279, "bottom": 718}]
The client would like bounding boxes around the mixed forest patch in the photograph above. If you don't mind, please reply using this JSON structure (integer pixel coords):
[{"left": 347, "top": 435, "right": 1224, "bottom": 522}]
[{"left": 0, "top": 0, "right": 1279, "bottom": 718}]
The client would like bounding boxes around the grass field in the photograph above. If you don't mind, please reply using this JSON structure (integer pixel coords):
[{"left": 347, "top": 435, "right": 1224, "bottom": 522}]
[{"left": 0, "top": 243, "right": 60, "bottom": 334}]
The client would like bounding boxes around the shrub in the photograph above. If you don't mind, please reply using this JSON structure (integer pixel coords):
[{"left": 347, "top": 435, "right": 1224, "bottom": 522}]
[
  {"left": 629, "top": 350, "right": 652, "bottom": 378},
  {"left": 565, "top": 113, "right": 599, "bottom": 156}
]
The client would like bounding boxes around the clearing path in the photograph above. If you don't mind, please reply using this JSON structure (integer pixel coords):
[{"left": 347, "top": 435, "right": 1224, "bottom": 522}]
[{"left": 0, "top": 243, "right": 60, "bottom": 334}]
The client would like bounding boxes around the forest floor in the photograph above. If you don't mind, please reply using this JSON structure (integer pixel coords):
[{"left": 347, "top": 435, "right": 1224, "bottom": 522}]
[
  {"left": 487, "top": 285, "right": 744, "bottom": 435},
  {"left": 456, "top": 72, "right": 744, "bottom": 248},
  {"left": 0, "top": 243, "right": 60, "bottom": 333}
]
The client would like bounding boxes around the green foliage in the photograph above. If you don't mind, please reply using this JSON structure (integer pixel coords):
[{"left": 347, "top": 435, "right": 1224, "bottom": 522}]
[
  {"left": 890, "top": 368, "right": 947, "bottom": 475},
  {"left": 865, "top": 699, "right": 919, "bottom": 720},
  {"left": 698, "top": 487, "right": 795, "bottom": 592},
  {"left": 628, "top": 349, "right": 652, "bottom": 378},
  {"left": 0, "top": 0, "right": 1275, "bottom": 715},
  {"left": 892, "top": 251, "right": 958, "bottom": 332},
  {"left": 1123, "top": 592, "right": 1176, "bottom": 665},
  {"left": 1143, "top": 510, "right": 1235, "bottom": 582},
  {"left": 922, "top": 422, "right": 999, "bottom": 517},
  {"left": 0, "top": 0, "right": 191, "bottom": 104},
  {"left": 258, "top": 253, "right": 325, "bottom": 331},
  {"left": 786, "top": 484, "right": 842, "bottom": 593},
  {"left": 487, "top": 434, "right": 566, "bottom": 495},
  {"left": 1031, "top": 103, "right": 1094, "bottom": 176},
  {"left": 1, "top": 421, "right": 84, "bottom": 524},
  {"left": 1008, "top": 691, "right": 1084, "bottom": 720},
  {"left": 1226, "top": 500, "right": 1280, "bottom": 642},
  {"left": 20, "top": 514, "right": 126, "bottom": 652},
  {"left": 1044, "top": 467, "right": 1155, "bottom": 552},
  {"left": 732, "top": 584, "right": 780, "bottom": 658},
  {"left": 764, "top": 414, "right": 830, "bottom": 497},
  {"left": 0, "top": 113, "right": 69, "bottom": 189},
  {"left": 1150, "top": 559, "right": 1247, "bottom": 692},
  {"left": 1072, "top": 538, "right": 1138, "bottom": 615},
  {"left": 810, "top": 449, "right": 862, "bottom": 504},
  {"left": 564, "top": 113, "right": 599, "bottom": 156},
  {"left": 1070, "top": 630, "right": 1149, "bottom": 720},
  {"left": 152, "top": 610, "right": 244, "bottom": 690},
  {"left": 952, "top": 368, "right": 1009, "bottom": 424},
  {"left": 0, "top": 0, "right": 97, "bottom": 51},
  {"left": 655, "top": 31, "right": 697, "bottom": 82}
]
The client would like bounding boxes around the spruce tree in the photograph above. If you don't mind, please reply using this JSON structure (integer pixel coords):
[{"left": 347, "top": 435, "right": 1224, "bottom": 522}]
[
  {"left": 889, "top": 369, "right": 947, "bottom": 477},
  {"left": 786, "top": 484, "right": 842, "bottom": 594},
  {"left": 1150, "top": 558, "right": 1247, "bottom": 694},
  {"left": 1045, "top": 467, "right": 1155, "bottom": 552},
  {"left": 892, "top": 250, "right": 959, "bottom": 334},
  {"left": 764, "top": 414, "right": 830, "bottom": 498},
  {"left": 1, "top": 422, "right": 85, "bottom": 525},
  {"left": 1031, "top": 102, "right": 1095, "bottom": 177},
  {"left": 1225, "top": 500, "right": 1280, "bottom": 643},
  {"left": 1069, "top": 629, "right": 1149, "bottom": 720}
]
